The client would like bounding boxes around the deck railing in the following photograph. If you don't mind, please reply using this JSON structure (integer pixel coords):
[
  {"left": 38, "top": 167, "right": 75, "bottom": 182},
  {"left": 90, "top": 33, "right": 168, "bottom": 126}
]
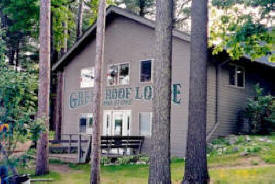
[{"left": 49, "top": 134, "right": 145, "bottom": 163}]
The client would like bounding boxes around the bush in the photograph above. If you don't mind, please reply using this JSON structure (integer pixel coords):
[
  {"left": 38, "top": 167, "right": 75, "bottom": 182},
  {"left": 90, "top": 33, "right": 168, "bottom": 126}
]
[
  {"left": 138, "top": 156, "right": 150, "bottom": 164},
  {"left": 100, "top": 156, "right": 112, "bottom": 165},
  {"left": 117, "top": 156, "right": 133, "bottom": 165},
  {"left": 244, "top": 84, "right": 274, "bottom": 134}
]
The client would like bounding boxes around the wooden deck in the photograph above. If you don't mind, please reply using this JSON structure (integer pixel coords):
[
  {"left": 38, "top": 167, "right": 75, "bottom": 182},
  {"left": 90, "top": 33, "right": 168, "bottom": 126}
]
[{"left": 49, "top": 134, "right": 145, "bottom": 163}]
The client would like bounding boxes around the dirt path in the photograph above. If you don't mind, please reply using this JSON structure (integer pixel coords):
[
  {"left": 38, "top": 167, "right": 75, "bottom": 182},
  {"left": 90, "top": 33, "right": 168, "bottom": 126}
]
[
  {"left": 49, "top": 156, "right": 275, "bottom": 174},
  {"left": 209, "top": 155, "right": 273, "bottom": 169},
  {"left": 49, "top": 164, "right": 77, "bottom": 174},
  {"left": 211, "top": 163, "right": 275, "bottom": 170}
]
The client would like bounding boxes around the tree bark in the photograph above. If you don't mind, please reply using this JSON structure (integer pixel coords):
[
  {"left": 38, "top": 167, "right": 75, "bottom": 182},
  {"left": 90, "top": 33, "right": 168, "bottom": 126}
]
[
  {"left": 35, "top": 0, "right": 51, "bottom": 176},
  {"left": 149, "top": 0, "right": 173, "bottom": 183},
  {"left": 182, "top": 0, "right": 209, "bottom": 183},
  {"left": 76, "top": 0, "right": 84, "bottom": 40},
  {"left": 139, "top": 0, "right": 145, "bottom": 17},
  {"left": 90, "top": 0, "right": 106, "bottom": 183},
  {"left": 54, "top": 71, "right": 63, "bottom": 141}
]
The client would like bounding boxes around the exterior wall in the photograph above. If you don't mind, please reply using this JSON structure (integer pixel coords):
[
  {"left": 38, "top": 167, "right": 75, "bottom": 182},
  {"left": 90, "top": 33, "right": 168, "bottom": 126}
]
[
  {"left": 62, "top": 16, "right": 190, "bottom": 157},
  {"left": 60, "top": 15, "right": 274, "bottom": 157},
  {"left": 213, "top": 62, "right": 274, "bottom": 137},
  {"left": 206, "top": 63, "right": 217, "bottom": 134}
]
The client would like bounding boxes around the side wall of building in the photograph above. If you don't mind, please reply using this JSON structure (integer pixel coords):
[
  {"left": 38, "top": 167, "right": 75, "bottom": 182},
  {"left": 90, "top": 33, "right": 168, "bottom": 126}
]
[
  {"left": 211, "top": 62, "right": 274, "bottom": 137},
  {"left": 61, "top": 16, "right": 191, "bottom": 157}
]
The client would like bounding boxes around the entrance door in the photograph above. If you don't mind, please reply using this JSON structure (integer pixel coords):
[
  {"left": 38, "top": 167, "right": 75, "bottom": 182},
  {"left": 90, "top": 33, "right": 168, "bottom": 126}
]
[{"left": 103, "top": 110, "right": 131, "bottom": 136}]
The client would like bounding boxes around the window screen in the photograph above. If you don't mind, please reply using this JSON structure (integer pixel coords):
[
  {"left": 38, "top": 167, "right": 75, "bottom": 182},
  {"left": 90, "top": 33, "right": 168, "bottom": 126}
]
[
  {"left": 107, "top": 65, "right": 118, "bottom": 86},
  {"left": 80, "top": 67, "right": 95, "bottom": 88},
  {"left": 119, "top": 64, "right": 129, "bottom": 85},
  {"left": 139, "top": 112, "right": 152, "bottom": 136},
  {"left": 228, "top": 65, "right": 245, "bottom": 87},
  {"left": 140, "top": 60, "right": 152, "bottom": 82},
  {"left": 236, "top": 67, "right": 244, "bottom": 87},
  {"left": 107, "top": 64, "right": 129, "bottom": 86}
]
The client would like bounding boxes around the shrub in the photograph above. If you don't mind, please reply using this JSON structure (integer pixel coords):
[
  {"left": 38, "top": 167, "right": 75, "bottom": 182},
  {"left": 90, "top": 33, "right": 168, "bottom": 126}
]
[
  {"left": 138, "top": 156, "right": 150, "bottom": 164},
  {"left": 117, "top": 156, "right": 133, "bottom": 165},
  {"left": 0, "top": 58, "right": 44, "bottom": 174},
  {"left": 100, "top": 156, "right": 112, "bottom": 165},
  {"left": 244, "top": 84, "right": 274, "bottom": 134}
]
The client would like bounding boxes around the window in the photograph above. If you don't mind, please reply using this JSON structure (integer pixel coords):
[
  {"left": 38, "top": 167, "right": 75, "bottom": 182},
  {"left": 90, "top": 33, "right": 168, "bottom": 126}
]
[
  {"left": 139, "top": 112, "right": 152, "bottom": 136},
  {"left": 79, "top": 114, "right": 93, "bottom": 133},
  {"left": 107, "top": 63, "right": 129, "bottom": 86},
  {"left": 81, "top": 67, "right": 95, "bottom": 88},
  {"left": 114, "top": 113, "right": 123, "bottom": 136},
  {"left": 79, "top": 118, "right": 87, "bottom": 133},
  {"left": 228, "top": 65, "right": 245, "bottom": 87},
  {"left": 140, "top": 60, "right": 152, "bottom": 82}
]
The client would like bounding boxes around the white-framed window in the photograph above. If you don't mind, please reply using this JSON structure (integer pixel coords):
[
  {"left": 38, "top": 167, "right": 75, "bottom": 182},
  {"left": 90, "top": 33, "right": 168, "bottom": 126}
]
[
  {"left": 107, "top": 63, "right": 130, "bottom": 86},
  {"left": 139, "top": 112, "right": 152, "bottom": 136},
  {"left": 228, "top": 65, "right": 245, "bottom": 88},
  {"left": 79, "top": 113, "right": 93, "bottom": 134},
  {"left": 140, "top": 60, "right": 152, "bottom": 83},
  {"left": 80, "top": 67, "right": 95, "bottom": 88}
]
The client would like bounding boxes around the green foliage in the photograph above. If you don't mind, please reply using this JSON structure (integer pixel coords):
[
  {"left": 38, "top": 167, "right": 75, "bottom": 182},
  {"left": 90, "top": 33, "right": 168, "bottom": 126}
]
[
  {"left": 210, "top": 0, "right": 274, "bottom": 62},
  {"left": 117, "top": 156, "right": 135, "bottom": 165},
  {"left": 138, "top": 155, "right": 150, "bottom": 164},
  {"left": 0, "top": 0, "right": 39, "bottom": 36},
  {"left": 51, "top": 0, "right": 75, "bottom": 51},
  {"left": 114, "top": 0, "right": 155, "bottom": 16},
  {"left": 245, "top": 84, "right": 274, "bottom": 134},
  {"left": 0, "top": 45, "right": 44, "bottom": 165},
  {"left": 100, "top": 155, "right": 149, "bottom": 166},
  {"left": 0, "top": 0, "right": 39, "bottom": 66},
  {"left": 100, "top": 156, "right": 112, "bottom": 165}
]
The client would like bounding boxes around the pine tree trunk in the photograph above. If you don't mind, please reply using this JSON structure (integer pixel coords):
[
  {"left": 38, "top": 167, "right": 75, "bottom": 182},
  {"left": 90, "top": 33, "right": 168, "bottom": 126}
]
[
  {"left": 90, "top": 0, "right": 106, "bottom": 183},
  {"left": 54, "top": 71, "right": 63, "bottom": 141},
  {"left": 76, "top": 0, "right": 84, "bottom": 40},
  {"left": 149, "top": 0, "right": 173, "bottom": 183},
  {"left": 182, "top": 0, "right": 209, "bottom": 183},
  {"left": 139, "top": 0, "right": 145, "bottom": 16},
  {"left": 35, "top": 0, "right": 51, "bottom": 176}
]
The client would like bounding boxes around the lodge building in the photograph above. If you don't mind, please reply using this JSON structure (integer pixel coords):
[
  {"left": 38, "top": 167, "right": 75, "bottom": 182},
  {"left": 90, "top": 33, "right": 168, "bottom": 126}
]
[{"left": 52, "top": 6, "right": 275, "bottom": 157}]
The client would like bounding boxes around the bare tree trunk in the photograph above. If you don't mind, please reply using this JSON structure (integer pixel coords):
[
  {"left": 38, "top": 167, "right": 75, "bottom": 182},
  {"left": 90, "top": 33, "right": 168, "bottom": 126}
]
[
  {"left": 182, "top": 0, "right": 209, "bottom": 183},
  {"left": 90, "top": 0, "right": 106, "bottom": 183},
  {"left": 7, "top": 49, "right": 15, "bottom": 65},
  {"left": 139, "top": 0, "right": 145, "bottom": 16},
  {"left": 149, "top": 0, "right": 173, "bottom": 183},
  {"left": 54, "top": 71, "right": 63, "bottom": 141},
  {"left": 76, "top": 0, "right": 84, "bottom": 40},
  {"left": 35, "top": 0, "right": 51, "bottom": 176},
  {"left": 15, "top": 41, "right": 20, "bottom": 70}
]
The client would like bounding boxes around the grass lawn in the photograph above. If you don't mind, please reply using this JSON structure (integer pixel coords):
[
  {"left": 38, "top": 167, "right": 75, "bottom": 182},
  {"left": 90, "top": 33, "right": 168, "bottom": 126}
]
[
  {"left": 30, "top": 159, "right": 275, "bottom": 184},
  {"left": 19, "top": 134, "right": 275, "bottom": 183}
]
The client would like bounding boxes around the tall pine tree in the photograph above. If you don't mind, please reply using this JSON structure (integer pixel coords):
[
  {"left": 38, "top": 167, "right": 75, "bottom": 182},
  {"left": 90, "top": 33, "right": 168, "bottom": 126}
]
[
  {"left": 182, "top": 0, "right": 209, "bottom": 183},
  {"left": 149, "top": 0, "right": 173, "bottom": 183},
  {"left": 35, "top": 0, "right": 51, "bottom": 176},
  {"left": 90, "top": 0, "right": 106, "bottom": 183}
]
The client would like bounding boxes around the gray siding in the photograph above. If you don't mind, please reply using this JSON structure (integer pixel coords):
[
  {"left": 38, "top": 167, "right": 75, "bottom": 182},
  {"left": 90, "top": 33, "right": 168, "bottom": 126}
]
[
  {"left": 62, "top": 16, "right": 190, "bottom": 157},
  {"left": 59, "top": 14, "right": 274, "bottom": 157}
]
